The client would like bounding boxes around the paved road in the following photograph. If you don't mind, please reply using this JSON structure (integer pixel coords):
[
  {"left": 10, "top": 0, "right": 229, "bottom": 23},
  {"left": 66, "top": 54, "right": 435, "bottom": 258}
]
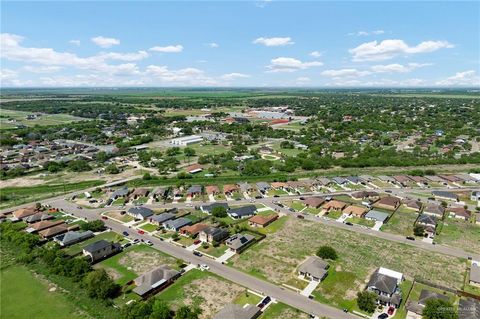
[{"left": 53, "top": 200, "right": 357, "bottom": 319}]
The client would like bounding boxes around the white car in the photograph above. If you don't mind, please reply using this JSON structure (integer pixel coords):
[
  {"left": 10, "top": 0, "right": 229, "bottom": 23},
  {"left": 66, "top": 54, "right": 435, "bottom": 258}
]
[{"left": 199, "top": 264, "right": 210, "bottom": 271}]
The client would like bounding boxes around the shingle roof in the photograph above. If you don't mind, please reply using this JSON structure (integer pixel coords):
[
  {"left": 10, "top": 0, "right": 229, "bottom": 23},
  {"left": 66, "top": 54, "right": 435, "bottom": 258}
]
[
  {"left": 163, "top": 217, "right": 191, "bottom": 230},
  {"left": 84, "top": 240, "right": 112, "bottom": 253},
  {"left": 418, "top": 213, "right": 437, "bottom": 226},
  {"left": 303, "top": 197, "right": 325, "bottom": 208},
  {"left": 368, "top": 270, "right": 398, "bottom": 294},
  {"left": 459, "top": 298, "right": 480, "bottom": 319},
  {"left": 432, "top": 191, "right": 458, "bottom": 200},
  {"left": 470, "top": 264, "right": 480, "bottom": 284},
  {"left": 54, "top": 230, "right": 94, "bottom": 246},
  {"left": 128, "top": 206, "right": 154, "bottom": 218},
  {"left": 365, "top": 210, "right": 390, "bottom": 222},
  {"left": 418, "top": 289, "right": 449, "bottom": 306},
  {"left": 149, "top": 212, "right": 176, "bottom": 223},
  {"left": 225, "top": 233, "right": 255, "bottom": 250},
  {"left": 213, "top": 303, "right": 260, "bottom": 319},
  {"left": 133, "top": 265, "right": 180, "bottom": 296},
  {"left": 248, "top": 214, "right": 278, "bottom": 226},
  {"left": 228, "top": 205, "right": 257, "bottom": 218},
  {"left": 201, "top": 202, "right": 230, "bottom": 213},
  {"left": 298, "top": 256, "right": 329, "bottom": 279}
]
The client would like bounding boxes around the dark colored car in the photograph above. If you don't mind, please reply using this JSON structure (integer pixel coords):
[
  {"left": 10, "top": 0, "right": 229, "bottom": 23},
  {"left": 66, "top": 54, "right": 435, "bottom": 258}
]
[
  {"left": 297, "top": 215, "right": 305, "bottom": 219},
  {"left": 387, "top": 306, "right": 395, "bottom": 315},
  {"left": 122, "top": 231, "right": 129, "bottom": 236},
  {"left": 193, "top": 251, "right": 203, "bottom": 257},
  {"left": 378, "top": 313, "right": 389, "bottom": 319},
  {"left": 345, "top": 222, "right": 353, "bottom": 226},
  {"left": 101, "top": 216, "right": 108, "bottom": 220},
  {"left": 194, "top": 240, "right": 201, "bottom": 245},
  {"left": 299, "top": 197, "right": 305, "bottom": 200},
  {"left": 385, "top": 190, "right": 392, "bottom": 193},
  {"left": 406, "top": 236, "right": 415, "bottom": 241},
  {"left": 262, "top": 296, "right": 271, "bottom": 304}
]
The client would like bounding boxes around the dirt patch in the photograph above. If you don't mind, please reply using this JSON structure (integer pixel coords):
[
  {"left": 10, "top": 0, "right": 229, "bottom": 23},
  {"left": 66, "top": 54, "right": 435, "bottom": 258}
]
[
  {"left": 181, "top": 277, "right": 244, "bottom": 319},
  {"left": 118, "top": 250, "right": 176, "bottom": 275},
  {"left": 93, "top": 264, "right": 122, "bottom": 281},
  {"left": 272, "top": 306, "right": 310, "bottom": 319}
]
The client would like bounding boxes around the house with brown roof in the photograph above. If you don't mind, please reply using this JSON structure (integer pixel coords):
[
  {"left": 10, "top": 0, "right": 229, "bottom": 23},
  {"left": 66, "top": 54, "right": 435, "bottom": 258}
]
[
  {"left": 205, "top": 185, "right": 220, "bottom": 195},
  {"left": 303, "top": 197, "right": 325, "bottom": 208},
  {"left": 393, "top": 175, "right": 412, "bottom": 186},
  {"left": 129, "top": 188, "right": 149, "bottom": 200},
  {"left": 13, "top": 206, "right": 37, "bottom": 219},
  {"left": 343, "top": 205, "right": 367, "bottom": 217},
  {"left": 439, "top": 175, "right": 461, "bottom": 183},
  {"left": 185, "top": 163, "right": 203, "bottom": 174},
  {"left": 248, "top": 214, "right": 278, "bottom": 228},
  {"left": 403, "top": 199, "right": 422, "bottom": 212},
  {"left": 423, "top": 204, "right": 445, "bottom": 218},
  {"left": 374, "top": 196, "right": 401, "bottom": 211},
  {"left": 270, "top": 182, "right": 287, "bottom": 189},
  {"left": 39, "top": 224, "right": 79, "bottom": 239},
  {"left": 351, "top": 191, "right": 379, "bottom": 200},
  {"left": 26, "top": 220, "right": 65, "bottom": 233},
  {"left": 223, "top": 184, "right": 239, "bottom": 195},
  {"left": 179, "top": 223, "right": 209, "bottom": 237},
  {"left": 447, "top": 207, "right": 471, "bottom": 220},
  {"left": 322, "top": 200, "right": 347, "bottom": 212}
]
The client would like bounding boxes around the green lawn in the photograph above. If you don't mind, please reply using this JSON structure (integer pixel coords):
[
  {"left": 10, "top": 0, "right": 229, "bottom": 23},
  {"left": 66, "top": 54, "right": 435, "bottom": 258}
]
[
  {"left": 391, "top": 280, "right": 414, "bottom": 319},
  {"left": 139, "top": 223, "right": 158, "bottom": 232},
  {"left": 381, "top": 207, "right": 418, "bottom": 236},
  {"left": 267, "top": 189, "right": 288, "bottom": 196},
  {"left": 325, "top": 210, "right": 343, "bottom": 219},
  {"left": 284, "top": 200, "right": 305, "bottom": 212},
  {"left": 252, "top": 216, "right": 288, "bottom": 235},
  {"left": 0, "top": 109, "right": 88, "bottom": 130},
  {"left": 64, "top": 231, "right": 121, "bottom": 256},
  {"left": 434, "top": 219, "right": 480, "bottom": 254},
  {"left": 347, "top": 216, "right": 375, "bottom": 227},
  {"left": 260, "top": 302, "right": 309, "bottom": 319},
  {"left": 233, "top": 291, "right": 262, "bottom": 306},
  {"left": 198, "top": 243, "right": 228, "bottom": 257},
  {"left": 0, "top": 265, "right": 87, "bottom": 319}
]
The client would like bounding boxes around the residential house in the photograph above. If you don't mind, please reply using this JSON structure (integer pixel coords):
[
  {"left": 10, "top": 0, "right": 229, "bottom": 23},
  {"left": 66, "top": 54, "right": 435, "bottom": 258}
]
[
  {"left": 365, "top": 210, "right": 390, "bottom": 223},
  {"left": 458, "top": 298, "right": 480, "bottom": 319},
  {"left": 201, "top": 202, "right": 229, "bottom": 214},
  {"left": 303, "top": 197, "right": 325, "bottom": 208},
  {"left": 179, "top": 223, "right": 209, "bottom": 237},
  {"left": 225, "top": 233, "right": 255, "bottom": 253},
  {"left": 470, "top": 264, "right": 480, "bottom": 287},
  {"left": 223, "top": 184, "right": 239, "bottom": 195},
  {"left": 417, "top": 214, "right": 437, "bottom": 237},
  {"left": 110, "top": 187, "right": 129, "bottom": 201},
  {"left": 432, "top": 191, "right": 458, "bottom": 201},
  {"left": 238, "top": 182, "right": 255, "bottom": 194},
  {"left": 187, "top": 185, "right": 202, "bottom": 197},
  {"left": 133, "top": 265, "right": 181, "bottom": 297},
  {"left": 24, "top": 213, "right": 54, "bottom": 223},
  {"left": 26, "top": 220, "right": 64, "bottom": 233},
  {"left": 199, "top": 227, "right": 229, "bottom": 243},
  {"left": 378, "top": 175, "right": 396, "bottom": 184},
  {"left": 332, "top": 176, "right": 348, "bottom": 185},
  {"left": 185, "top": 163, "right": 203, "bottom": 174},
  {"left": 343, "top": 205, "right": 367, "bottom": 218},
  {"left": 393, "top": 175, "right": 412, "bottom": 186},
  {"left": 248, "top": 214, "right": 278, "bottom": 228},
  {"left": 351, "top": 191, "right": 379, "bottom": 200},
  {"left": 228, "top": 205, "right": 257, "bottom": 219},
  {"left": 129, "top": 188, "right": 149, "bottom": 200},
  {"left": 39, "top": 224, "right": 77, "bottom": 239},
  {"left": 423, "top": 204, "right": 445, "bottom": 218},
  {"left": 374, "top": 196, "right": 401, "bottom": 211},
  {"left": 205, "top": 185, "right": 220, "bottom": 195},
  {"left": 298, "top": 256, "right": 329, "bottom": 282},
  {"left": 149, "top": 212, "right": 176, "bottom": 225},
  {"left": 13, "top": 206, "right": 37, "bottom": 220},
  {"left": 403, "top": 199, "right": 422, "bottom": 212},
  {"left": 127, "top": 206, "right": 154, "bottom": 220},
  {"left": 418, "top": 289, "right": 449, "bottom": 307},
  {"left": 83, "top": 240, "right": 121, "bottom": 262},
  {"left": 447, "top": 207, "right": 471, "bottom": 220},
  {"left": 53, "top": 230, "right": 94, "bottom": 247},
  {"left": 213, "top": 303, "right": 260, "bottom": 319},
  {"left": 366, "top": 267, "right": 403, "bottom": 308},
  {"left": 425, "top": 175, "right": 447, "bottom": 184},
  {"left": 439, "top": 175, "right": 461, "bottom": 183},
  {"left": 409, "top": 175, "right": 428, "bottom": 185},
  {"left": 270, "top": 182, "right": 287, "bottom": 190},
  {"left": 152, "top": 187, "right": 169, "bottom": 200},
  {"left": 286, "top": 180, "right": 309, "bottom": 191},
  {"left": 256, "top": 182, "right": 271, "bottom": 194},
  {"left": 345, "top": 176, "right": 362, "bottom": 185},
  {"left": 162, "top": 217, "right": 192, "bottom": 232},
  {"left": 322, "top": 200, "right": 347, "bottom": 212}
]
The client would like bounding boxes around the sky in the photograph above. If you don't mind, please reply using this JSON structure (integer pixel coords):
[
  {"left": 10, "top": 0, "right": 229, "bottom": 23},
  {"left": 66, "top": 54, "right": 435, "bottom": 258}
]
[{"left": 1, "top": 1, "right": 479, "bottom": 88}]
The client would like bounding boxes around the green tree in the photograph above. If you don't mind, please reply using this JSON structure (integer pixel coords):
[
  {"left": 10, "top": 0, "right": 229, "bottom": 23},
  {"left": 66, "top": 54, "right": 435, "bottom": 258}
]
[
  {"left": 80, "top": 220, "right": 105, "bottom": 232},
  {"left": 422, "top": 299, "right": 457, "bottom": 319},
  {"left": 105, "top": 163, "right": 120, "bottom": 174},
  {"left": 316, "top": 245, "right": 338, "bottom": 260},
  {"left": 174, "top": 306, "right": 201, "bottom": 319},
  {"left": 211, "top": 206, "right": 228, "bottom": 218},
  {"left": 83, "top": 269, "right": 119, "bottom": 300},
  {"left": 414, "top": 225, "right": 425, "bottom": 237},
  {"left": 356, "top": 291, "right": 377, "bottom": 313},
  {"left": 143, "top": 172, "right": 152, "bottom": 180},
  {"left": 184, "top": 147, "right": 196, "bottom": 157}
]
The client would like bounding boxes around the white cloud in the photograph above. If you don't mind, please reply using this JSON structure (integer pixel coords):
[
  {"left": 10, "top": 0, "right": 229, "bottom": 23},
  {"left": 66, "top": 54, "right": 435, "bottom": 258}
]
[
  {"left": 309, "top": 51, "right": 322, "bottom": 58},
  {"left": 435, "top": 70, "right": 480, "bottom": 86},
  {"left": 349, "top": 39, "right": 454, "bottom": 61},
  {"left": 97, "top": 51, "right": 149, "bottom": 61},
  {"left": 69, "top": 40, "right": 80, "bottom": 46},
  {"left": 370, "top": 63, "right": 431, "bottom": 73},
  {"left": 255, "top": 0, "right": 273, "bottom": 8},
  {"left": 149, "top": 45, "right": 183, "bottom": 53},
  {"left": 348, "top": 30, "right": 385, "bottom": 36},
  {"left": 253, "top": 37, "right": 294, "bottom": 47},
  {"left": 205, "top": 42, "right": 219, "bottom": 48},
  {"left": 146, "top": 65, "right": 217, "bottom": 86},
  {"left": 267, "top": 57, "right": 322, "bottom": 72},
  {"left": 326, "top": 78, "right": 427, "bottom": 87},
  {"left": 321, "top": 68, "right": 371, "bottom": 78},
  {"left": 23, "top": 65, "right": 62, "bottom": 73},
  {"left": 91, "top": 36, "right": 120, "bottom": 48},
  {"left": 220, "top": 73, "right": 250, "bottom": 80}
]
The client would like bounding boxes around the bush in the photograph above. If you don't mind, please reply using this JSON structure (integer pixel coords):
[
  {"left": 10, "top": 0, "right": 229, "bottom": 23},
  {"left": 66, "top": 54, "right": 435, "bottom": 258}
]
[
  {"left": 211, "top": 206, "right": 227, "bottom": 218},
  {"left": 80, "top": 220, "right": 105, "bottom": 232},
  {"left": 83, "top": 269, "right": 120, "bottom": 300},
  {"left": 423, "top": 299, "right": 457, "bottom": 319},
  {"left": 316, "top": 245, "right": 338, "bottom": 260},
  {"left": 356, "top": 291, "right": 377, "bottom": 313}
]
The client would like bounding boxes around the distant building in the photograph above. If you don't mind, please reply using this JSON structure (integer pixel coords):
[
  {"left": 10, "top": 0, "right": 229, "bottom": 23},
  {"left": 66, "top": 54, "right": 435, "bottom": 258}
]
[{"left": 169, "top": 135, "right": 203, "bottom": 146}]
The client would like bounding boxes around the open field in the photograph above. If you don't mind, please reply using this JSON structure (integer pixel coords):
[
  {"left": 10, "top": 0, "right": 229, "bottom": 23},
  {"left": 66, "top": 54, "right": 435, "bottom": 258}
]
[
  {"left": 156, "top": 269, "right": 245, "bottom": 319},
  {"left": 230, "top": 217, "right": 467, "bottom": 310},
  {"left": 260, "top": 302, "right": 310, "bottom": 319},
  {"left": 0, "top": 109, "right": 88, "bottom": 130},
  {"left": 381, "top": 207, "right": 418, "bottom": 236},
  {"left": 434, "top": 218, "right": 480, "bottom": 254},
  {"left": 0, "top": 265, "right": 87, "bottom": 319}
]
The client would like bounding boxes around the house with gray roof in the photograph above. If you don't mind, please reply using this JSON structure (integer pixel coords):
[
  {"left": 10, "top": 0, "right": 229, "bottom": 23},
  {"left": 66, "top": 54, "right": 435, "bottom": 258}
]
[
  {"left": 378, "top": 175, "right": 396, "bottom": 183},
  {"left": 316, "top": 177, "right": 332, "bottom": 186},
  {"left": 187, "top": 185, "right": 202, "bottom": 196},
  {"left": 459, "top": 298, "right": 480, "bottom": 319},
  {"left": 238, "top": 182, "right": 254, "bottom": 193},
  {"left": 470, "top": 264, "right": 480, "bottom": 287},
  {"left": 201, "top": 202, "right": 230, "bottom": 214},
  {"left": 366, "top": 268, "right": 403, "bottom": 308},
  {"left": 255, "top": 182, "right": 271, "bottom": 193},
  {"left": 83, "top": 240, "right": 121, "bottom": 262},
  {"left": 432, "top": 191, "right": 458, "bottom": 201},
  {"left": 213, "top": 303, "right": 261, "bottom": 319},
  {"left": 298, "top": 256, "right": 329, "bottom": 281},
  {"left": 225, "top": 233, "right": 255, "bottom": 253},
  {"left": 149, "top": 212, "right": 176, "bottom": 225},
  {"left": 162, "top": 217, "right": 192, "bottom": 232},
  {"left": 127, "top": 206, "right": 154, "bottom": 220},
  {"left": 345, "top": 176, "right": 362, "bottom": 184},
  {"left": 24, "top": 213, "right": 54, "bottom": 224},
  {"left": 199, "top": 226, "right": 229, "bottom": 243},
  {"left": 133, "top": 265, "right": 180, "bottom": 297},
  {"left": 423, "top": 204, "right": 445, "bottom": 218},
  {"left": 110, "top": 186, "right": 129, "bottom": 200},
  {"left": 332, "top": 176, "right": 348, "bottom": 185},
  {"left": 418, "top": 289, "right": 449, "bottom": 307},
  {"left": 54, "top": 230, "right": 93, "bottom": 247},
  {"left": 417, "top": 213, "right": 437, "bottom": 228},
  {"left": 365, "top": 210, "right": 390, "bottom": 223},
  {"left": 228, "top": 205, "right": 257, "bottom": 219}
]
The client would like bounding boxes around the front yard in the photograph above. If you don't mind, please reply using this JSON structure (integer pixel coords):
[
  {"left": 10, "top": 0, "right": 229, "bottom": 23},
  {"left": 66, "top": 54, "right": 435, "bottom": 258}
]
[{"left": 103, "top": 210, "right": 134, "bottom": 223}]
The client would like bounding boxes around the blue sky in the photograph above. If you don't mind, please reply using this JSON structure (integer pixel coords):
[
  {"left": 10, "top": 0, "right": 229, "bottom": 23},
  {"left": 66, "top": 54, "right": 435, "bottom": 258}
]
[{"left": 1, "top": 1, "right": 479, "bottom": 87}]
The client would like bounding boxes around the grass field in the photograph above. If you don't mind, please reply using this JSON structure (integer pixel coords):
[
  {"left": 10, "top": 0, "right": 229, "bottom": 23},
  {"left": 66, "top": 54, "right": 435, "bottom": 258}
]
[
  {"left": 381, "top": 207, "right": 418, "bottom": 236},
  {"left": 434, "top": 218, "right": 480, "bottom": 254},
  {"left": 260, "top": 302, "right": 309, "bottom": 319},
  {"left": 0, "top": 265, "right": 87, "bottom": 319},
  {"left": 0, "top": 109, "right": 88, "bottom": 130},
  {"left": 230, "top": 217, "right": 467, "bottom": 311}
]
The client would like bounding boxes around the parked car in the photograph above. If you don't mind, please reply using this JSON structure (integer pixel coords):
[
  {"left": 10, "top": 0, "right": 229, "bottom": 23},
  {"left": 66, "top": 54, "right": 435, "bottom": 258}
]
[
  {"left": 261, "top": 296, "right": 271, "bottom": 304},
  {"left": 193, "top": 240, "right": 201, "bottom": 245},
  {"left": 193, "top": 251, "right": 203, "bottom": 257},
  {"left": 122, "top": 243, "right": 131, "bottom": 249},
  {"left": 138, "top": 230, "right": 145, "bottom": 235},
  {"left": 387, "top": 307, "right": 394, "bottom": 315},
  {"left": 199, "top": 264, "right": 209, "bottom": 271},
  {"left": 296, "top": 215, "right": 305, "bottom": 219},
  {"left": 145, "top": 240, "right": 153, "bottom": 246},
  {"left": 345, "top": 222, "right": 353, "bottom": 226},
  {"left": 406, "top": 236, "right": 415, "bottom": 241},
  {"left": 101, "top": 216, "right": 108, "bottom": 220},
  {"left": 122, "top": 231, "right": 129, "bottom": 236},
  {"left": 378, "top": 313, "right": 389, "bottom": 319},
  {"left": 385, "top": 190, "right": 392, "bottom": 193},
  {"left": 299, "top": 197, "right": 305, "bottom": 200},
  {"left": 273, "top": 195, "right": 279, "bottom": 198},
  {"left": 133, "top": 238, "right": 140, "bottom": 244}
]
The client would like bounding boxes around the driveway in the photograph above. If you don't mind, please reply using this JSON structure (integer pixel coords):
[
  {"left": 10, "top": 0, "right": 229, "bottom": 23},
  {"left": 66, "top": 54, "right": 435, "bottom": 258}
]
[
  {"left": 372, "top": 221, "right": 383, "bottom": 231},
  {"left": 300, "top": 280, "right": 320, "bottom": 297},
  {"left": 216, "top": 249, "right": 236, "bottom": 263}
]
